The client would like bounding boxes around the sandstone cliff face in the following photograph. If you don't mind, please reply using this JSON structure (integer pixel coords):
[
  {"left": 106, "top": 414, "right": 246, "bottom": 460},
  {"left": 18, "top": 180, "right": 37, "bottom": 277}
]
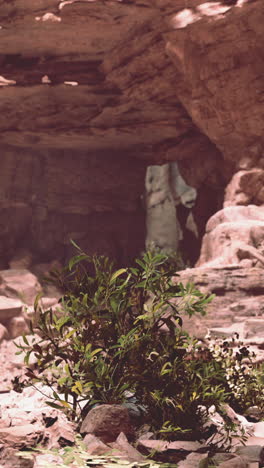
[
  {"left": 162, "top": 0, "right": 264, "bottom": 166},
  {"left": 0, "top": 0, "right": 263, "bottom": 264}
]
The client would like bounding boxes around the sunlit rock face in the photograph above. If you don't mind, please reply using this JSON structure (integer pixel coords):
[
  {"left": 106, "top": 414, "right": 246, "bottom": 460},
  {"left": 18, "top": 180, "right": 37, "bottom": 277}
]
[
  {"left": 161, "top": 0, "right": 264, "bottom": 167},
  {"left": 197, "top": 205, "right": 264, "bottom": 268},
  {"left": 0, "top": 0, "right": 263, "bottom": 263}
]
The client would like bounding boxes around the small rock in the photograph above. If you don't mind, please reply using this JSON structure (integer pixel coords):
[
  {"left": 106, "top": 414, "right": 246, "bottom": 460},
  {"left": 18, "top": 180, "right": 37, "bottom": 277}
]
[
  {"left": 210, "top": 322, "right": 246, "bottom": 339},
  {"left": 138, "top": 439, "right": 202, "bottom": 452},
  {"left": 245, "top": 435, "right": 264, "bottom": 447},
  {"left": 218, "top": 455, "right": 250, "bottom": 467},
  {"left": 34, "top": 453, "right": 64, "bottom": 467},
  {"left": 177, "top": 452, "right": 208, "bottom": 468},
  {"left": 236, "top": 0, "right": 248, "bottom": 7},
  {"left": 23, "top": 297, "right": 61, "bottom": 325},
  {"left": 0, "top": 76, "right": 16, "bottom": 86},
  {"left": 0, "top": 296, "right": 23, "bottom": 321},
  {"left": 197, "top": 2, "right": 231, "bottom": 16},
  {"left": 0, "top": 447, "right": 34, "bottom": 468},
  {"left": 0, "top": 384, "right": 78, "bottom": 452},
  {"left": 137, "top": 431, "right": 154, "bottom": 441},
  {"left": 22, "top": 304, "right": 34, "bottom": 322},
  {"left": 80, "top": 404, "right": 134, "bottom": 443},
  {"left": 221, "top": 403, "right": 240, "bottom": 422},
  {"left": 7, "top": 316, "right": 29, "bottom": 338},
  {"left": 245, "top": 319, "right": 264, "bottom": 339},
  {"left": 236, "top": 445, "right": 264, "bottom": 465},
  {"left": 211, "top": 453, "right": 238, "bottom": 465},
  {"left": 167, "top": 440, "right": 203, "bottom": 451},
  {"left": 45, "top": 418, "right": 75, "bottom": 449},
  {"left": 41, "top": 75, "right": 51, "bottom": 84},
  {"left": 137, "top": 439, "right": 167, "bottom": 452},
  {"left": 251, "top": 421, "right": 264, "bottom": 438},
  {"left": 0, "top": 269, "right": 42, "bottom": 305},
  {"left": 0, "top": 407, "right": 31, "bottom": 427},
  {"left": 123, "top": 401, "right": 145, "bottom": 423},
  {"left": 64, "top": 81, "right": 79, "bottom": 86},
  {"left": 245, "top": 406, "right": 264, "bottom": 422},
  {"left": 37, "top": 13, "right": 61, "bottom": 22},
  {"left": 40, "top": 297, "right": 59, "bottom": 310},
  {"left": 42, "top": 282, "right": 62, "bottom": 300},
  {"left": 0, "top": 424, "right": 43, "bottom": 448},
  {"left": 0, "top": 324, "right": 9, "bottom": 343},
  {"left": 171, "top": 9, "right": 200, "bottom": 29},
  {"left": 239, "top": 259, "right": 254, "bottom": 268},
  {"left": 83, "top": 434, "right": 110, "bottom": 455},
  {"left": 115, "top": 432, "right": 145, "bottom": 462}
]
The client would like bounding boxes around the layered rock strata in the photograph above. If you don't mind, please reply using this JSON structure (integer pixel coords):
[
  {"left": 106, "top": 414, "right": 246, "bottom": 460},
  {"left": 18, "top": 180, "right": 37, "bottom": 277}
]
[
  {"left": 177, "top": 205, "right": 264, "bottom": 349},
  {"left": 160, "top": 0, "right": 264, "bottom": 166},
  {"left": 0, "top": 0, "right": 242, "bottom": 264}
]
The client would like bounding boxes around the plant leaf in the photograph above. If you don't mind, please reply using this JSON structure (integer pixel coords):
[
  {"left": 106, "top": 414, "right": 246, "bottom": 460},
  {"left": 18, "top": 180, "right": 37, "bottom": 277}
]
[{"left": 110, "top": 269, "right": 127, "bottom": 284}]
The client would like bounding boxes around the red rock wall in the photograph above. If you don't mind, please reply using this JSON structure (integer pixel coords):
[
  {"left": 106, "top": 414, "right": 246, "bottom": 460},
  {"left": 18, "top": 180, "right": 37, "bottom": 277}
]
[{"left": 0, "top": 0, "right": 263, "bottom": 263}]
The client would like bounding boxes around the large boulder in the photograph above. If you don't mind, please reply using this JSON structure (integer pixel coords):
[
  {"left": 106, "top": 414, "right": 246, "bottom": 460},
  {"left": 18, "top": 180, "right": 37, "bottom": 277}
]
[
  {"left": 80, "top": 405, "right": 134, "bottom": 443},
  {"left": 196, "top": 205, "right": 264, "bottom": 268},
  {"left": 225, "top": 170, "right": 264, "bottom": 207}
]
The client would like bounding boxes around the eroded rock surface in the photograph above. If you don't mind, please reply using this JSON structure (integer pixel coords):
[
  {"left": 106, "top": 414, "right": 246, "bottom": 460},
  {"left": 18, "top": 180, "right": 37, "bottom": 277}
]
[
  {"left": 197, "top": 205, "right": 264, "bottom": 268},
  {"left": 163, "top": 0, "right": 264, "bottom": 166},
  {"left": 3, "top": 0, "right": 260, "bottom": 263}
]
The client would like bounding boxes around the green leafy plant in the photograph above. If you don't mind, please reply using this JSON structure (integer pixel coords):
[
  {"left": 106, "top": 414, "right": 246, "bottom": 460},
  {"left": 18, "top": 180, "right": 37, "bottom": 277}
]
[
  {"left": 16, "top": 247, "right": 215, "bottom": 432},
  {"left": 16, "top": 245, "right": 260, "bottom": 446}
]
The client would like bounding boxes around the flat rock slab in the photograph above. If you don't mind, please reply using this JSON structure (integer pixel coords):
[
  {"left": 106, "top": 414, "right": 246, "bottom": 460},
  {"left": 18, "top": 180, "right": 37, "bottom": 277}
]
[
  {"left": 0, "top": 295, "right": 23, "bottom": 320},
  {"left": 0, "top": 424, "right": 43, "bottom": 448},
  {"left": 177, "top": 452, "right": 208, "bottom": 468},
  {"left": 236, "top": 445, "right": 264, "bottom": 464},
  {"left": 138, "top": 439, "right": 203, "bottom": 452},
  {"left": 217, "top": 455, "right": 250, "bottom": 468},
  {"left": 34, "top": 454, "right": 64, "bottom": 467}
]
